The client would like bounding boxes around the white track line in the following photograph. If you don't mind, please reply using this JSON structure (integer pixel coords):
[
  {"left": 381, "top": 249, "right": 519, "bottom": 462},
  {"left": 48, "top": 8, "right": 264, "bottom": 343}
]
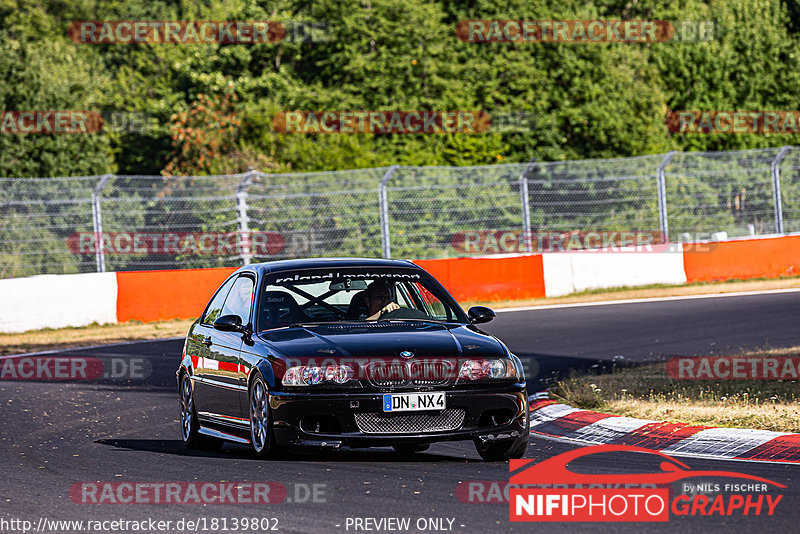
[{"left": 496, "top": 287, "right": 800, "bottom": 313}]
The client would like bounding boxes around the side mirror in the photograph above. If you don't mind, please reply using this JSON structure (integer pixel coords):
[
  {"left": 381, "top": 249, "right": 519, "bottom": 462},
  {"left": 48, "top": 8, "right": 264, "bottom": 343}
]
[
  {"left": 214, "top": 314, "right": 246, "bottom": 333},
  {"left": 468, "top": 306, "right": 495, "bottom": 324}
]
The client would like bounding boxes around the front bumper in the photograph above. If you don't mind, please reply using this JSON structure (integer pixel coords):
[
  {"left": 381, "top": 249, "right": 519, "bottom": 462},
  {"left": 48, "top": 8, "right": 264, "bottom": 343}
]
[{"left": 268, "top": 383, "right": 529, "bottom": 448}]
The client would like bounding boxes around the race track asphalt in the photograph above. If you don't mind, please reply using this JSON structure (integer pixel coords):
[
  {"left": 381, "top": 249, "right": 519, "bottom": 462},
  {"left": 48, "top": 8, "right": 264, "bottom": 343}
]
[
  {"left": 1, "top": 290, "right": 799, "bottom": 533},
  {"left": 484, "top": 290, "right": 800, "bottom": 390}
]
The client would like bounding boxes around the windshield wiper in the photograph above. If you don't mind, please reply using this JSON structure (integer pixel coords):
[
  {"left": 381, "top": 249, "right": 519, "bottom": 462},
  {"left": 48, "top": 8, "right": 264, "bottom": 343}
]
[
  {"left": 284, "top": 319, "right": 459, "bottom": 329},
  {"left": 376, "top": 318, "right": 446, "bottom": 324}
]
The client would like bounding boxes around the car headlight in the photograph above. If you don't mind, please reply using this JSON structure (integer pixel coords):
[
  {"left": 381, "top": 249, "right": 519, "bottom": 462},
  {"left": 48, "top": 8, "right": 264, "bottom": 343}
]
[
  {"left": 283, "top": 365, "right": 355, "bottom": 386},
  {"left": 457, "top": 359, "right": 518, "bottom": 382}
]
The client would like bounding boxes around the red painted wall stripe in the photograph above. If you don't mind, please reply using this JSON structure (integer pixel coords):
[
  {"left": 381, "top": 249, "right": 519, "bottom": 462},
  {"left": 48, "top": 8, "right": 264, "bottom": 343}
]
[
  {"left": 116, "top": 267, "right": 236, "bottom": 323},
  {"left": 115, "top": 255, "right": 545, "bottom": 324},
  {"left": 683, "top": 235, "right": 800, "bottom": 283},
  {"left": 414, "top": 255, "right": 545, "bottom": 302}
]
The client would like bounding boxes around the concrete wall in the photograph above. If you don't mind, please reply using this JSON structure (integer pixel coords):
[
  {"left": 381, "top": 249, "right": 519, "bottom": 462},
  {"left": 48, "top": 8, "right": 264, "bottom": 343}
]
[{"left": 0, "top": 272, "right": 117, "bottom": 333}]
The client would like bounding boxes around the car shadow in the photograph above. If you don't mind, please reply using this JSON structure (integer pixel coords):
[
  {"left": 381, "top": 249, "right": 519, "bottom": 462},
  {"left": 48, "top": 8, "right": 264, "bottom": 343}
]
[
  {"left": 94, "top": 438, "right": 484, "bottom": 462},
  {"left": 516, "top": 352, "right": 634, "bottom": 392}
]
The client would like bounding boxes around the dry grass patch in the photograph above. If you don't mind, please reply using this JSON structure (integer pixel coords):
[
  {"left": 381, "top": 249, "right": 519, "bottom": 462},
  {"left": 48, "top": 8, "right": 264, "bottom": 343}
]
[
  {"left": 0, "top": 319, "right": 194, "bottom": 355},
  {"left": 601, "top": 399, "right": 800, "bottom": 433},
  {"left": 551, "top": 347, "right": 800, "bottom": 433}
]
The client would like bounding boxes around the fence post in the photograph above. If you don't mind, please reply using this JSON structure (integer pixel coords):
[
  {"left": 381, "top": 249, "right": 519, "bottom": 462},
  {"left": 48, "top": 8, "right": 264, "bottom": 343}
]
[
  {"left": 771, "top": 146, "right": 790, "bottom": 234},
  {"left": 91, "top": 174, "right": 112, "bottom": 273},
  {"left": 379, "top": 165, "right": 400, "bottom": 259},
  {"left": 518, "top": 159, "right": 537, "bottom": 253},
  {"left": 656, "top": 151, "right": 675, "bottom": 243},
  {"left": 237, "top": 167, "right": 258, "bottom": 265}
]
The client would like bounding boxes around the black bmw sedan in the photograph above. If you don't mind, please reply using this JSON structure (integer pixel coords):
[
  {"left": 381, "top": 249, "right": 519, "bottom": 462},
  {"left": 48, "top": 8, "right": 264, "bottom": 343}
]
[{"left": 177, "top": 258, "right": 529, "bottom": 461}]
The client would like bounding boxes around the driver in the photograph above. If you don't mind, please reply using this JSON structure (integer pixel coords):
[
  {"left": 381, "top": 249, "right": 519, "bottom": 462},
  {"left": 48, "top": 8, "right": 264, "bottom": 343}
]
[{"left": 364, "top": 280, "right": 400, "bottom": 320}]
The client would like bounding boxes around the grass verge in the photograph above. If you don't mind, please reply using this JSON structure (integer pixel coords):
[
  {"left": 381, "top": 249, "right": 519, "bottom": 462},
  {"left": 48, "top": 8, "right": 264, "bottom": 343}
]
[
  {"left": 550, "top": 346, "right": 800, "bottom": 433},
  {"left": 0, "top": 319, "right": 193, "bottom": 355}
]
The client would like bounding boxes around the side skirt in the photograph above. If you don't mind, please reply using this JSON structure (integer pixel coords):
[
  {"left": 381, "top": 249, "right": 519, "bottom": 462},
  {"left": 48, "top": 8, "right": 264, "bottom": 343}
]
[{"left": 198, "top": 426, "right": 250, "bottom": 445}]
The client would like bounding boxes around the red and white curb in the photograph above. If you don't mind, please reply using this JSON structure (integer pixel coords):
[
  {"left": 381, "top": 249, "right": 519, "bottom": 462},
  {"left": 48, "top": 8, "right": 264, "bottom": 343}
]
[{"left": 528, "top": 400, "right": 800, "bottom": 464}]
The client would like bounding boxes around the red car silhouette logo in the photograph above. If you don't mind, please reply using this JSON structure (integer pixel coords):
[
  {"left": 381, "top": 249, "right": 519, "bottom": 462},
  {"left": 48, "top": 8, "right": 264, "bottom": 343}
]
[{"left": 510, "top": 444, "right": 785, "bottom": 487}]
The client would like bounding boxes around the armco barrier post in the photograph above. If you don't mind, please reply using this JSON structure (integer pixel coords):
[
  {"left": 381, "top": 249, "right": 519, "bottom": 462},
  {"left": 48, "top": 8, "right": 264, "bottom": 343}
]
[
  {"left": 91, "top": 174, "right": 112, "bottom": 273},
  {"left": 518, "top": 159, "right": 537, "bottom": 253},
  {"left": 379, "top": 165, "right": 400, "bottom": 259},
  {"left": 237, "top": 167, "right": 258, "bottom": 265},
  {"left": 771, "top": 146, "right": 791, "bottom": 234},
  {"left": 656, "top": 152, "right": 675, "bottom": 243}
]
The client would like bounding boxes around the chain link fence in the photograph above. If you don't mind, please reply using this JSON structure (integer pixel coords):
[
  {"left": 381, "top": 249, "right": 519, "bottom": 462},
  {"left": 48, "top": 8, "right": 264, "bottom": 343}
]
[{"left": 1, "top": 146, "right": 797, "bottom": 279}]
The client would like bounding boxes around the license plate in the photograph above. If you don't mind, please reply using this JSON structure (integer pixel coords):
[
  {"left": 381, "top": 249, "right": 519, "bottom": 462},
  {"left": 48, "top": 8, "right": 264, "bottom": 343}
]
[{"left": 382, "top": 392, "right": 446, "bottom": 413}]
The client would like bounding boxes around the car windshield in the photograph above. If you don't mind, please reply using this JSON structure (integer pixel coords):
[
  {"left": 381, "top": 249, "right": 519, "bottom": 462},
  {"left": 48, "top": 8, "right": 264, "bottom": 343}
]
[{"left": 256, "top": 267, "right": 467, "bottom": 331}]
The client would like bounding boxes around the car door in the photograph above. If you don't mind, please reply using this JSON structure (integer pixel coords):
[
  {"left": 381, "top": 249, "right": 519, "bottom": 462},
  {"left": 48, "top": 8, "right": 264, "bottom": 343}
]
[
  {"left": 191, "top": 275, "right": 236, "bottom": 416},
  {"left": 195, "top": 275, "right": 254, "bottom": 423}
]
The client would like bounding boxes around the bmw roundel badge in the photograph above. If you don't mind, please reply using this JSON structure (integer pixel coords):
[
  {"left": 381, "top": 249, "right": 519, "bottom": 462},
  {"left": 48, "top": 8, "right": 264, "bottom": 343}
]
[{"left": 400, "top": 350, "right": 414, "bottom": 358}]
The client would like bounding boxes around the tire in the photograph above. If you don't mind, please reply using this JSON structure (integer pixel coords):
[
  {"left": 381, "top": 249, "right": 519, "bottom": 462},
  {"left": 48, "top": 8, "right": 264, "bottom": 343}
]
[
  {"left": 475, "top": 436, "right": 528, "bottom": 462},
  {"left": 392, "top": 443, "right": 430, "bottom": 455},
  {"left": 179, "top": 373, "right": 223, "bottom": 451},
  {"left": 249, "top": 375, "right": 283, "bottom": 459}
]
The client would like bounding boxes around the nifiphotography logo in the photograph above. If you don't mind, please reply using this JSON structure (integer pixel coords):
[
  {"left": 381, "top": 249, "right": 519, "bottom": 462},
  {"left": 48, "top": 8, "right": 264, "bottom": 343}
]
[{"left": 508, "top": 445, "right": 784, "bottom": 522}]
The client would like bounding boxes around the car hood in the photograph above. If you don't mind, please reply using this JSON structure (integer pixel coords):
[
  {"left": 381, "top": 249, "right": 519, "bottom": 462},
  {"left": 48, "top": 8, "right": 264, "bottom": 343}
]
[{"left": 256, "top": 322, "right": 507, "bottom": 362}]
